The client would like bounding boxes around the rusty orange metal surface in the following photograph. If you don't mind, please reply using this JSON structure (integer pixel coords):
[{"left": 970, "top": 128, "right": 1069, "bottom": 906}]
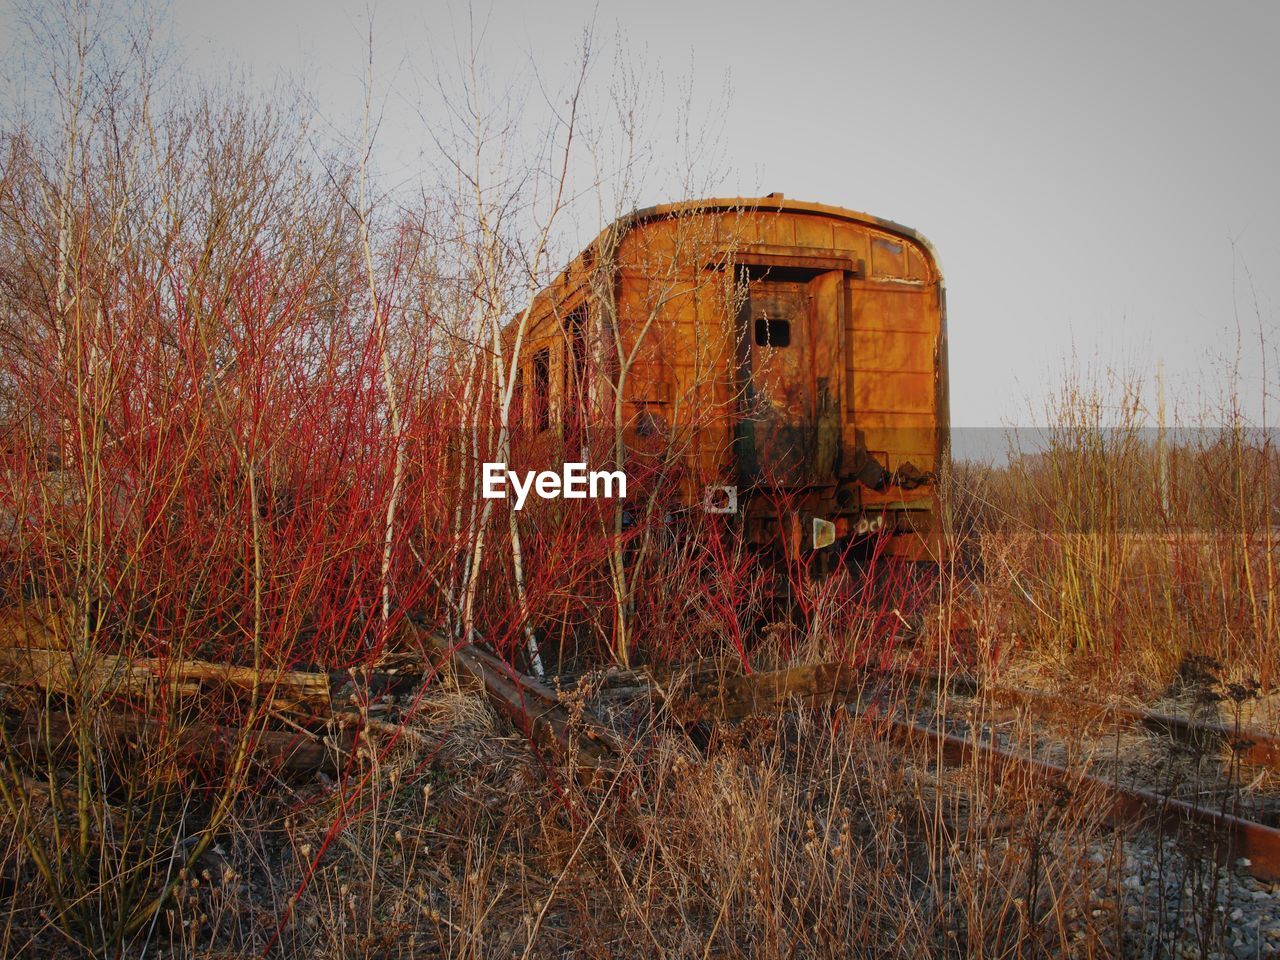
[{"left": 513, "top": 195, "right": 949, "bottom": 561}]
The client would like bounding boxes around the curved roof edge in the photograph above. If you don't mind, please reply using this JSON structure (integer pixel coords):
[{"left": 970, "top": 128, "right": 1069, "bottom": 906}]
[{"left": 612, "top": 196, "right": 942, "bottom": 277}]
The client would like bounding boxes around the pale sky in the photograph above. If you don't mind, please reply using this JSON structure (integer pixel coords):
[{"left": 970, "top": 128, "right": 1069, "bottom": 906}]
[{"left": 6, "top": 0, "right": 1279, "bottom": 429}]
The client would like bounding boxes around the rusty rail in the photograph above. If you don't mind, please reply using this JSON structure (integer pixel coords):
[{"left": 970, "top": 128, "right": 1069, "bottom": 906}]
[
  {"left": 651, "top": 659, "right": 1280, "bottom": 884},
  {"left": 886, "top": 717, "right": 1280, "bottom": 883}
]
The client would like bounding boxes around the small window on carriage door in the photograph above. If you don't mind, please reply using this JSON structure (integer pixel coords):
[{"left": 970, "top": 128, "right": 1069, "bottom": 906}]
[{"left": 755, "top": 316, "right": 791, "bottom": 348}]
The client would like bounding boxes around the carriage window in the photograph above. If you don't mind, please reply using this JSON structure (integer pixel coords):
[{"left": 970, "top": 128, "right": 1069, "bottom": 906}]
[
  {"left": 512, "top": 368, "right": 525, "bottom": 429},
  {"left": 532, "top": 348, "right": 550, "bottom": 432},
  {"left": 563, "top": 305, "right": 588, "bottom": 429},
  {"left": 755, "top": 316, "right": 791, "bottom": 348}
]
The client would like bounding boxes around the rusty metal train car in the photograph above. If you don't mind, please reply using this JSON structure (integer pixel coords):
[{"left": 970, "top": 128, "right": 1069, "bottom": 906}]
[{"left": 511, "top": 195, "right": 948, "bottom": 564}]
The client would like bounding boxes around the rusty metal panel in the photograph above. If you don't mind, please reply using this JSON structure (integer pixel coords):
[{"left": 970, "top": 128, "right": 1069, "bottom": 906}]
[
  {"left": 870, "top": 233, "right": 910, "bottom": 278},
  {"left": 852, "top": 372, "right": 935, "bottom": 415},
  {"left": 758, "top": 213, "right": 794, "bottom": 248},
  {"left": 831, "top": 223, "right": 870, "bottom": 264},
  {"left": 851, "top": 283, "right": 936, "bottom": 332},
  {"left": 792, "top": 214, "right": 833, "bottom": 249},
  {"left": 850, "top": 329, "right": 935, "bottom": 373},
  {"left": 906, "top": 244, "right": 931, "bottom": 281},
  {"left": 627, "top": 363, "right": 669, "bottom": 403}
]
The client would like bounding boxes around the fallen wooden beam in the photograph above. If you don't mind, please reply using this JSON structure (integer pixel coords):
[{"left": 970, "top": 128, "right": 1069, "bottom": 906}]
[
  {"left": 4, "top": 772, "right": 130, "bottom": 847},
  {"left": 0, "top": 646, "right": 331, "bottom": 717},
  {"left": 982, "top": 682, "right": 1280, "bottom": 772},
  {"left": 652, "top": 657, "right": 1280, "bottom": 771},
  {"left": 647, "top": 658, "right": 897, "bottom": 722},
  {"left": 14, "top": 706, "right": 351, "bottom": 776},
  {"left": 410, "top": 624, "right": 621, "bottom": 773},
  {"left": 0, "top": 608, "right": 65, "bottom": 649}
]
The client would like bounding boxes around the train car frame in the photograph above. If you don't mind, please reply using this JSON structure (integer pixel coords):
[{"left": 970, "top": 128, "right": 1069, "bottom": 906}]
[{"left": 508, "top": 194, "right": 949, "bottom": 565}]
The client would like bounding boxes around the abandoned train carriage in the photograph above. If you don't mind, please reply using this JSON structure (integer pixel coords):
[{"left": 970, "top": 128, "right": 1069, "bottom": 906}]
[{"left": 512, "top": 195, "right": 949, "bottom": 563}]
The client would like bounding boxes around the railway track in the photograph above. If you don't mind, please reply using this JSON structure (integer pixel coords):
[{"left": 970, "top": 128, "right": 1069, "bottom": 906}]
[
  {"left": 877, "top": 664, "right": 1280, "bottom": 881},
  {"left": 884, "top": 715, "right": 1280, "bottom": 883},
  {"left": 517, "top": 652, "right": 1280, "bottom": 885},
  {"left": 5, "top": 613, "right": 1276, "bottom": 884}
]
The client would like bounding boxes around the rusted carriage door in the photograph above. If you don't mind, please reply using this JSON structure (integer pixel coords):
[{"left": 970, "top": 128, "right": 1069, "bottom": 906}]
[{"left": 736, "top": 269, "right": 844, "bottom": 486}]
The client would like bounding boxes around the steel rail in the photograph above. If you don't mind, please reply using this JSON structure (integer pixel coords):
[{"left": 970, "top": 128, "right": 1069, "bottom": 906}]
[
  {"left": 392, "top": 635, "right": 1280, "bottom": 883},
  {"left": 884, "top": 716, "right": 1280, "bottom": 883},
  {"left": 645, "top": 659, "right": 1280, "bottom": 883}
]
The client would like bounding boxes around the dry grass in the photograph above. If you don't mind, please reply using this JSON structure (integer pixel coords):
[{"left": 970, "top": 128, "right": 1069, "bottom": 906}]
[{"left": 4, "top": 665, "right": 1249, "bottom": 958}]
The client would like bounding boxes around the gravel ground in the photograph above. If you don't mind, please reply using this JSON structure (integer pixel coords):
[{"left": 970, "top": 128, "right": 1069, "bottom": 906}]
[
  {"left": 924, "top": 692, "right": 1280, "bottom": 958},
  {"left": 1087, "top": 837, "right": 1280, "bottom": 959}
]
